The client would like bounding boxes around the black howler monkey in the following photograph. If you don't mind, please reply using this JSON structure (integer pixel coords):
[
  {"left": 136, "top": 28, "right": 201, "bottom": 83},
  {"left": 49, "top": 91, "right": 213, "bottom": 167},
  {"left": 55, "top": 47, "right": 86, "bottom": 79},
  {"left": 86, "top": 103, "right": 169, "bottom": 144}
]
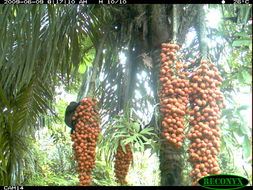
[{"left": 64, "top": 101, "right": 80, "bottom": 134}]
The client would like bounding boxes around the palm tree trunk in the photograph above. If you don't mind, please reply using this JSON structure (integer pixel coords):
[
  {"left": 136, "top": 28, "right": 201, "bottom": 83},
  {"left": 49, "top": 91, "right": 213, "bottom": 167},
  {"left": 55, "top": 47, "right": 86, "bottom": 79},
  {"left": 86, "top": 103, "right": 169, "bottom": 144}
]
[
  {"left": 151, "top": 48, "right": 183, "bottom": 186},
  {"left": 196, "top": 4, "right": 207, "bottom": 59},
  {"left": 172, "top": 4, "right": 179, "bottom": 42},
  {"left": 76, "top": 66, "right": 91, "bottom": 102},
  {"left": 149, "top": 4, "right": 184, "bottom": 185},
  {"left": 122, "top": 45, "right": 140, "bottom": 109}
]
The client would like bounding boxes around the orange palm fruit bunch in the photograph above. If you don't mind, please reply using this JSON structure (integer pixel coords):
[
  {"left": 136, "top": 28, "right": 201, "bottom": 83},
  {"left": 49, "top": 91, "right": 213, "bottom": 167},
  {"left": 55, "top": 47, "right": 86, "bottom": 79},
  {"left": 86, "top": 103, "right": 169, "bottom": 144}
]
[
  {"left": 114, "top": 143, "right": 133, "bottom": 185},
  {"left": 159, "top": 43, "right": 189, "bottom": 149},
  {"left": 70, "top": 96, "right": 101, "bottom": 186},
  {"left": 187, "top": 60, "right": 225, "bottom": 185}
]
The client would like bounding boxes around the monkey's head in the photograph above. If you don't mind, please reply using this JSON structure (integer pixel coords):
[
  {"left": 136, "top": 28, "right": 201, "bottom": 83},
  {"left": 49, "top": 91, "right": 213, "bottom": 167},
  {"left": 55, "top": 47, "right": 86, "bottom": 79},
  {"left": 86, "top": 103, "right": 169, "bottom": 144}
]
[{"left": 65, "top": 101, "right": 80, "bottom": 129}]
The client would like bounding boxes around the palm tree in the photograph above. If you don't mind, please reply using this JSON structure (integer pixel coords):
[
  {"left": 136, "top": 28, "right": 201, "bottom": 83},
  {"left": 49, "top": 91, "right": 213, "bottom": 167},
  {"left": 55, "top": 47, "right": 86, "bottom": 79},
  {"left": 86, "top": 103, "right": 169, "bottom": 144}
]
[
  {"left": 79, "top": 4, "right": 200, "bottom": 185},
  {"left": 74, "top": 4, "right": 252, "bottom": 185},
  {"left": 0, "top": 5, "right": 103, "bottom": 185}
]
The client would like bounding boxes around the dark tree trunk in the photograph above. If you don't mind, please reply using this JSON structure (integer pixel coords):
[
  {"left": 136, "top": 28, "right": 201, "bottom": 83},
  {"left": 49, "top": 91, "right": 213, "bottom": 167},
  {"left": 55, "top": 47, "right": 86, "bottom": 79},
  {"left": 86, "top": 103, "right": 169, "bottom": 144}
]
[
  {"left": 149, "top": 5, "right": 184, "bottom": 185},
  {"left": 151, "top": 48, "right": 183, "bottom": 186},
  {"left": 122, "top": 45, "right": 141, "bottom": 109},
  {"left": 148, "top": 5, "right": 198, "bottom": 186},
  {"left": 159, "top": 143, "right": 183, "bottom": 186},
  {"left": 88, "top": 32, "right": 108, "bottom": 97}
]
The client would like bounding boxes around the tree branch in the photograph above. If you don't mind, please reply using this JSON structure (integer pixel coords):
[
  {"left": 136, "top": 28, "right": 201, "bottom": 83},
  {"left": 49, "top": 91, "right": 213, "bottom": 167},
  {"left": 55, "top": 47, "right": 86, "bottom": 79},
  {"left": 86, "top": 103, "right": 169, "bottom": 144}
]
[{"left": 88, "top": 31, "right": 108, "bottom": 97}]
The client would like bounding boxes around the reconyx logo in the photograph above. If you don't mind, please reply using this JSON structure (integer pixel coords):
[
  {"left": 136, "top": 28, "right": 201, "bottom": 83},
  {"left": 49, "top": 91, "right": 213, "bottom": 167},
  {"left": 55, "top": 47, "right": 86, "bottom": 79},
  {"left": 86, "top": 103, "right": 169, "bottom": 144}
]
[{"left": 198, "top": 174, "right": 249, "bottom": 190}]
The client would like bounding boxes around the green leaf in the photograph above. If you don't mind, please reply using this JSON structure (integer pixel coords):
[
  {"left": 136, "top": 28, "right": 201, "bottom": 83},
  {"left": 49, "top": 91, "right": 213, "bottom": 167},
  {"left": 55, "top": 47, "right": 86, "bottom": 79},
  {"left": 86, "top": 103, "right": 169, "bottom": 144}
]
[
  {"left": 78, "top": 64, "right": 86, "bottom": 74},
  {"left": 113, "top": 129, "right": 128, "bottom": 135},
  {"left": 222, "top": 108, "right": 233, "bottom": 118},
  {"left": 134, "top": 140, "right": 141, "bottom": 152},
  {"left": 237, "top": 105, "right": 250, "bottom": 111},
  {"left": 232, "top": 40, "right": 252, "bottom": 47},
  {"left": 239, "top": 124, "right": 251, "bottom": 135},
  {"left": 242, "top": 70, "right": 252, "bottom": 84},
  {"left": 234, "top": 32, "right": 250, "bottom": 38},
  {"left": 122, "top": 136, "right": 135, "bottom": 145},
  {"left": 120, "top": 140, "right": 126, "bottom": 153},
  {"left": 114, "top": 134, "right": 128, "bottom": 139},
  {"left": 140, "top": 127, "right": 153, "bottom": 135},
  {"left": 112, "top": 140, "right": 119, "bottom": 155},
  {"left": 84, "top": 54, "right": 94, "bottom": 67},
  {"left": 140, "top": 135, "right": 151, "bottom": 143},
  {"left": 136, "top": 136, "right": 145, "bottom": 152},
  {"left": 112, "top": 124, "right": 126, "bottom": 129},
  {"left": 239, "top": 5, "right": 251, "bottom": 24},
  {"left": 112, "top": 118, "right": 120, "bottom": 122},
  {"left": 238, "top": 71, "right": 245, "bottom": 83},
  {"left": 132, "top": 122, "right": 140, "bottom": 132},
  {"left": 0, "top": 84, "right": 9, "bottom": 108},
  {"left": 242, "top": 136, "right": 252, "bottom": 158}
]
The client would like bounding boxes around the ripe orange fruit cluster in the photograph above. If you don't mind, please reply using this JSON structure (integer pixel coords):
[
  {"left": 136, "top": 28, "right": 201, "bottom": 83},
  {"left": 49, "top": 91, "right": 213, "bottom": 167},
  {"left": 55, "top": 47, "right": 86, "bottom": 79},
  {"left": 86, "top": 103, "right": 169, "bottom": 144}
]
[
  {"left": 159, "top": 43, "right": 189, "bottom": 148},
  {"left": 70, "top": 96, "right": 101, "bottom": 186},
  {"left": 187, "top": 60, "right": 225, "bottom": 185},
  {"left": 114, "top": 143, "right": 133, "bottom": 185}
]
